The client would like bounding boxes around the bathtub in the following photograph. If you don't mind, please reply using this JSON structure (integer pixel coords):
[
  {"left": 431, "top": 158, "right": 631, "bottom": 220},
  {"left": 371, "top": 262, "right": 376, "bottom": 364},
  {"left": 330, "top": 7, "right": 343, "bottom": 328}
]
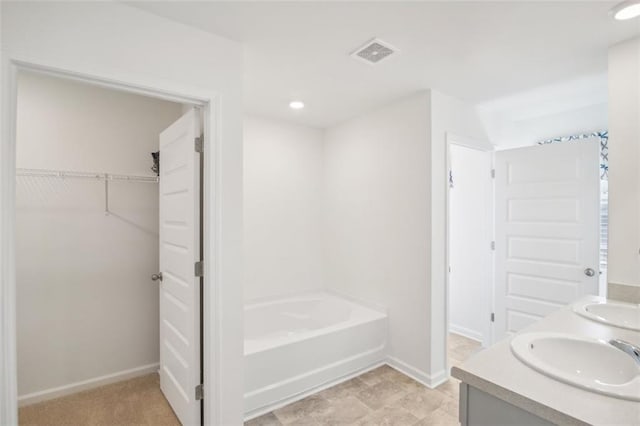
[{"left": 244, "top": 293, "right": 388, "bottom": 418}]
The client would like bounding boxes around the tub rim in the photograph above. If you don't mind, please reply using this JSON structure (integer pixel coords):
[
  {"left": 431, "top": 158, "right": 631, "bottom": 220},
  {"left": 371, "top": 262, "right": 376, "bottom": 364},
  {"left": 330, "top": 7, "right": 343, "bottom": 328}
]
[{"left": 244, "top": 292, "right": 387, "bottom": 355}]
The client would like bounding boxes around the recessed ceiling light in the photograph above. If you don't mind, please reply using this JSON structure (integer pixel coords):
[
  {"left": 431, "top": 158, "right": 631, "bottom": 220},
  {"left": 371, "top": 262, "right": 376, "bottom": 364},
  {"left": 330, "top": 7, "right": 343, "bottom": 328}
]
[
  {"left": 289, "top": 101, "right": 305, "bottom": 110},
  {"left": 611, "top": 0, "right": 640, "bottom": 20}
]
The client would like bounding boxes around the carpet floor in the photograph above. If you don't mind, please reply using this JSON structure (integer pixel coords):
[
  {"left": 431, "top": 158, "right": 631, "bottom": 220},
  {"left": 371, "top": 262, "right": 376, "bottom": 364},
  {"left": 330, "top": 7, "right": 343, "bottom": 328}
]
[{"left": 19, "top": 373, "right": 180, "bottom": 426}]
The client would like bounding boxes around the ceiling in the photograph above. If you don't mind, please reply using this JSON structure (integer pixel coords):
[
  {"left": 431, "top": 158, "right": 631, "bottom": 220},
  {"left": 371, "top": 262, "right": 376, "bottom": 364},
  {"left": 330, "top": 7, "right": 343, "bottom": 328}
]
[
  {"left": 479, "top": 72, "right": 609, "bottom": 148},
  {"left": 129, "top": 1, "right": 640, "bottom": 130}
]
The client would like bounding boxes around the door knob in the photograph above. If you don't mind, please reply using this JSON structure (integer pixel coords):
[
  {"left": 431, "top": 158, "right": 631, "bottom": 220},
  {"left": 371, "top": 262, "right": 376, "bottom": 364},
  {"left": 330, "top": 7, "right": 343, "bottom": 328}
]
[
  {"left": 151, "top": 272, "right": 163, "bottom": 282},
  {"left": 584, "top": 268, "right": 595, "bottom": 277}
]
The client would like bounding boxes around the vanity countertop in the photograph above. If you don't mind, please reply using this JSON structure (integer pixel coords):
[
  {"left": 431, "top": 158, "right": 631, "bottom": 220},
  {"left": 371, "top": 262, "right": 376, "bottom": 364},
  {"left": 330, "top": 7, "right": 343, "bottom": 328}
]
[{"left": 451, "top": 295, "right": 640, "bottom": 426}]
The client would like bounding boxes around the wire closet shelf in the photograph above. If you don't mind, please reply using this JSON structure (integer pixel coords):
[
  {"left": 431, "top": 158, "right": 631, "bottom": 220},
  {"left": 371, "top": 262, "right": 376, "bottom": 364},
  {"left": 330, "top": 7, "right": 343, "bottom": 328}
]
[
  {"left": 16, "top": 168, "right": 159, "bottom": 183},
  {"left": 16, "top": 168, "right": 159, "bottom": 215}
]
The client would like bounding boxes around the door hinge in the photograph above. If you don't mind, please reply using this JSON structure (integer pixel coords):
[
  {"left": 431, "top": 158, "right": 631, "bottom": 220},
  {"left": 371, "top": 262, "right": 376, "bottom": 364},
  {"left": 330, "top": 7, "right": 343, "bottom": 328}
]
[
  {"left": 195, "top": 384, "right": 204, "bottom": 400},
  {"left": 490, "top": 241, "right": 495, "bottom": 250},
  {"left": 195, "top": 261, "right": 204, "bottom": 277},
  {"left": 491, "top": 313, "right": 495, "bottom": 322},
  {"left": 491, "top": 168, "right": 495, "bottom": 178},
  {"left": 195, "top": 136, "right": 203, "bottom": 153}
]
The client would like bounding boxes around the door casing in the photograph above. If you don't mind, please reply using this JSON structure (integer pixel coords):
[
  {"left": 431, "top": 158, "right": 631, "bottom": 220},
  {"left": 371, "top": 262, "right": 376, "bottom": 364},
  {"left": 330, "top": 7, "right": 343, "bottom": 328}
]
[
  {"left": 444, "top": 133, "right": 495, "bottom": 378},
  {"left": 0, "top": 58, "right": 221, "bottom": 426},
  {"left": 447, "top": 144, "right": 494, "bottom": 345}
]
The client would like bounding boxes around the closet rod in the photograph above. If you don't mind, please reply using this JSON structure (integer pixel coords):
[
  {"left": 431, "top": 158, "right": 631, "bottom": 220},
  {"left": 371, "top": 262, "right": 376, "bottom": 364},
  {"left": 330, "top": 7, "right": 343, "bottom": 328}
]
[
  {"left": 16, "top": 168, "right": 159, "bottom": 183},
  {"left": 17, "top": 168, "right": 159, "bottom": 216}
]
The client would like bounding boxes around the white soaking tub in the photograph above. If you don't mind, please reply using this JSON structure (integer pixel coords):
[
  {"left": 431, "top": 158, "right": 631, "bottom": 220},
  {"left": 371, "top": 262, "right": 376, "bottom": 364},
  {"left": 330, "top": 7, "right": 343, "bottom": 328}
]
[{"left": 244, "top": 293, "right": 387, "bottom": 418}]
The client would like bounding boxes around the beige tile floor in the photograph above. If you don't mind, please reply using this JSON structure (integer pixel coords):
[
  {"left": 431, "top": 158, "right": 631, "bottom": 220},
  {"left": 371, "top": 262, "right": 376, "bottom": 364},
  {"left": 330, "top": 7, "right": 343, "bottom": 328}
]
[{"left": 246, "top": 333, "right": 482, "bottom": 426}]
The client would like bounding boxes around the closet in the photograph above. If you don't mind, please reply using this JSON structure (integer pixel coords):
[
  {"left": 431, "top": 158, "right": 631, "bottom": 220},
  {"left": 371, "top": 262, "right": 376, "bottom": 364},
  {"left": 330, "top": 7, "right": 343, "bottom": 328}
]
[{"left": 15, "top": 71, "right": 185, "bottom": 420}]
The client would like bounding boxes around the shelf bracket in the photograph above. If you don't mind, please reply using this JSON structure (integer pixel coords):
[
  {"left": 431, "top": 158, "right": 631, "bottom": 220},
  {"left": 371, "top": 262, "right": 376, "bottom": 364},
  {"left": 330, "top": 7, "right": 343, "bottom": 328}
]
[{"left": 104, "top": 173, "right": 109, "bottom": 215}]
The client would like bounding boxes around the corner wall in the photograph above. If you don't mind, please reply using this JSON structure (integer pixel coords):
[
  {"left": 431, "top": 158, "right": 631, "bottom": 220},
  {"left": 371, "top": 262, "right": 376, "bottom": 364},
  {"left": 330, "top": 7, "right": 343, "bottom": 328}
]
[
  {"left": 323, "top": 92, "right": 434, "bottom": 382},
  {"left": 321, "top": 90, "right": 490, "bottom": 385},
  {"left": 244, "top": 116, "right": 325, "bottom": 301},
  {"left": 608, "top": 37, "right": 640, "bottom": 301}
]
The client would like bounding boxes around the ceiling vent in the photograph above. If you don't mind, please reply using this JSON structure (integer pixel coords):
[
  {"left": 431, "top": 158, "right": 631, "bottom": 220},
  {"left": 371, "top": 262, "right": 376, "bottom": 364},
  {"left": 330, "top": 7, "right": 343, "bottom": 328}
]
[{"left": 350, "top": 38, "right": 397, "bottom": 65}]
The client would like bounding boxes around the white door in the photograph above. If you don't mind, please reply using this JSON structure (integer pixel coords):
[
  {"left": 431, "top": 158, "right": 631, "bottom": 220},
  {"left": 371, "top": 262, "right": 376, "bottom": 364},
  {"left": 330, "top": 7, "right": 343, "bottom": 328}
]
[
  {"left": 158, "top": 109, "right": 201, "bottom": 425},
  {"left": 494, "top": 141, "right": 600, "bottom": 340}
]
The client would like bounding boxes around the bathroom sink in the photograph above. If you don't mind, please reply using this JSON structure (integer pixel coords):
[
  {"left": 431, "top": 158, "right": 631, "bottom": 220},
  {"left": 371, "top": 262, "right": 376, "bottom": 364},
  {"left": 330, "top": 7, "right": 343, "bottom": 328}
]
[
  {"left": 573, "top": 300, "right": 640, "bottom": 331},
  {"left": 511, "top": 332, "right": 640, "bottom": 401}
]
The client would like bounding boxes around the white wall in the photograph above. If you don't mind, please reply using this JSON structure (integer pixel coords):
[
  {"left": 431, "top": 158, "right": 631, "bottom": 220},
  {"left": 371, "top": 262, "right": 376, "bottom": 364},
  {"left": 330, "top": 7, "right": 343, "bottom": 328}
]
[
  {"left": 323, "top": 92, "right": 433, "bottom": 382},
  {"left": 429, "top": 90, "right": 490, "bottom": 379},
  {"left": 323, "top": 90, "right": 489, "bottom": 385},
  {"left": 1, "top": 3, "right": 244, "bottom": 424},
  {"left": 244, "top": 116, "right": 324, "bottom": 301},
  {"left": 15, "top": 72, "right": 182, "bottom": 398},
  {"left": 608, "top": 37, "right": 640, "bottom": 291},
  {"left": 448, "top": 144, "right": 492, "bottom": 344}
]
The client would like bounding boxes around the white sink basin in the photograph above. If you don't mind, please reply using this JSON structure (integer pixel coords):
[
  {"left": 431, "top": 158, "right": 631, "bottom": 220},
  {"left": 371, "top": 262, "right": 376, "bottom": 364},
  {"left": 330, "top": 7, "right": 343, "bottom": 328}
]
[
  {"left": 573, "top": 300, "right": 640, "bottom": 331},
  {"left": 511, "top": 332, "right": 640, "bottom": 401}
]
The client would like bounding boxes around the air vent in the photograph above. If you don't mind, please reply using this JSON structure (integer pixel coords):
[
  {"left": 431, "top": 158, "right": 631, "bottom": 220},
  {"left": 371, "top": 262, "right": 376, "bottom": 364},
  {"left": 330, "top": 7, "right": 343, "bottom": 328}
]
[{"left": 350, "top": 38, "right": 397, "bottom": 65}]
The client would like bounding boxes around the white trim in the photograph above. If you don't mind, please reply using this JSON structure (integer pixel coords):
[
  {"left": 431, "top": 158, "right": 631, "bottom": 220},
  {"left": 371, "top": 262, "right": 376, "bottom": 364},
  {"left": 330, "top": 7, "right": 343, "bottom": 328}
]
[
  {"left": 18, "top": 363, "right": 160, "bottom": 407},
  {"left": 386, "top": 357, "right": 447, "bottom": 389},
  {"left": 449, "top": 326, "right": 483, "bottom": 344},
  {"left": 0, "top": 53, "right": 19, "bottom": 426},
  {"left": 244, "top": 358, "right": 386, "bottom": 421},
  {"left": 10, "top": 60, "right": 205, "bottom": 106},
  {"left": 203, "top": 97, "right": 221, "bottom": 426},
  {"left": 0, "top": 57, "right": 223, "bottom": 426},
  {"left": 245, "top": 355, "right": 451, "bottom": 422},
  {"left": 609, "top": 280, "right": 640, "bottom": 288}
]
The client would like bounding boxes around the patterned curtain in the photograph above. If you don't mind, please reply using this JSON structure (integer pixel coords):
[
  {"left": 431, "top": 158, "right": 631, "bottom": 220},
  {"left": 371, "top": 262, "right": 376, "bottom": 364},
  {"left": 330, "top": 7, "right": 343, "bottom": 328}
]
[{"left": 538, "top": 131, "right": 609, "bottom": 180}]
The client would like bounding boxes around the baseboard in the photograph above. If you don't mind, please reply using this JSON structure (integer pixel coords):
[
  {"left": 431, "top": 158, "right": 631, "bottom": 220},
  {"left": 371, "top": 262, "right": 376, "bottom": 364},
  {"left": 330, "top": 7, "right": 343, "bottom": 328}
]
[
  {"left": 608, "top": 282, "right": 640, "bottom": 304},
  {"left": 449, "top": 324, "right": 483, "bottom": 343},
  {"left": 426, "top": 369, "right": 449, "bottom": 388},
  {"left": 244, "top": 354, "right": 453, "bottom": 421},
  {"left": 385, "top": 356, "right": 448, "bottom": 389},
  {"left": 18, "top": 363, "right": 159, "bottom": 407},
  {"left": 244, "top": 360, "right": 386, "bottom": 421}
]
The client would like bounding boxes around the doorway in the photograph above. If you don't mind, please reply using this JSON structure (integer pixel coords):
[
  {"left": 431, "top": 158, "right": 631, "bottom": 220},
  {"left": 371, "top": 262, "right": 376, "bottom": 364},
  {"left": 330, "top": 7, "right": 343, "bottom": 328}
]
[
  {"left": 446, "top": 140, "right": 493, "bottom": 371},
  {"left": 14, "top": 71, "right": 204, "bottom": 425},
  {"left": 445, "top": 135, "right": 604, "bottom": 358}
]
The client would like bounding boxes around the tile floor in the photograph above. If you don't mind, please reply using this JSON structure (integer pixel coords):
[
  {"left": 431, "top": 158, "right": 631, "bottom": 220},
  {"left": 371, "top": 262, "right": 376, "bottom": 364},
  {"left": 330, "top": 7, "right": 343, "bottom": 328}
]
[{"left": 246, "top": 333, "right": 482, "bottom": 426}]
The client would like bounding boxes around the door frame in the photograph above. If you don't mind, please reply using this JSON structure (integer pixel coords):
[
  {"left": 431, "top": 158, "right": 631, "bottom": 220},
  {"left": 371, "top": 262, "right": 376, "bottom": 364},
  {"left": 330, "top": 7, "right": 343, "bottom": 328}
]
[
  {"left": 1, "top": 58, "right": 220, "bottom": 425},
  {"left": 444, "top": 133, "right": 494, "bottom": 375}
]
